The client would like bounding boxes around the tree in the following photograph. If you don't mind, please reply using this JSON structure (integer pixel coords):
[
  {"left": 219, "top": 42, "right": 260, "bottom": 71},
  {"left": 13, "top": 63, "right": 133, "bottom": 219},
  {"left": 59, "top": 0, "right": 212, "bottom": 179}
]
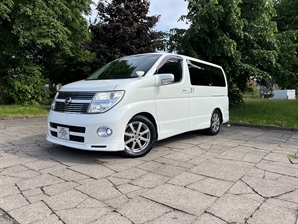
[
  {"left": 167, "top": 0, "right": 279, "bottom": 105},
  {"left": 88, "top": 0, "right": 161, "bottom": 64},
  {"left": 273, "top": 0, "right": 298, "bottom": 90},
  {"left": 0, "top": 0, "right": 94, "bottom": 104}
]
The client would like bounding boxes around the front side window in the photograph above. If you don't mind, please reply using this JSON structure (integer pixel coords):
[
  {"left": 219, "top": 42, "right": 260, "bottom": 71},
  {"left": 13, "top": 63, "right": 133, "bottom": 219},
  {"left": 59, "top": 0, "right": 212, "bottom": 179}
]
[
  {"left": 86, "top": 54, "right": 161, "bottom": 80},
  {"left": 156, "top": 58, "right": 183, "bottom": 82}
]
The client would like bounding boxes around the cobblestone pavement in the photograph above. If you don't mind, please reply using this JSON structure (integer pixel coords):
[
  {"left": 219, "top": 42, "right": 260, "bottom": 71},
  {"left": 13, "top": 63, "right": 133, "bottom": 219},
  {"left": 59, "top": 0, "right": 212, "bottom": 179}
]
[{"left": 0, "top": 117, "right": 297, "bottom": 224}]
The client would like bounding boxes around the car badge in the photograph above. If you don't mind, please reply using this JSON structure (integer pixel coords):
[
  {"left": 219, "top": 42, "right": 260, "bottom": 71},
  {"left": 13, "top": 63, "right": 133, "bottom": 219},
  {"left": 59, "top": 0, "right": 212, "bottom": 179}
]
[{"left": 65, "top": 97, "right": 72, "bottom": 105}]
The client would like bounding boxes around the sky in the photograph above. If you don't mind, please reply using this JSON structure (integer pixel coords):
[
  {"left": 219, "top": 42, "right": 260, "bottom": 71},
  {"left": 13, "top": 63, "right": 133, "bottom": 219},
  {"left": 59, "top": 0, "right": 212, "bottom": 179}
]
[
  {"left": 148, "top": 0, "right": 189, "bottom": 31},
  {"left": 88, "top": 0, "right": 189, "bottom": 32}
]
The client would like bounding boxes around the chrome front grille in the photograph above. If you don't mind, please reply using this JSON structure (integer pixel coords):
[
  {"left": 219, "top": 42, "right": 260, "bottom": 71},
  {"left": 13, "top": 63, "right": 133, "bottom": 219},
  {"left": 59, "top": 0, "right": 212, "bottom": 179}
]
[
  {"left": 54, "top": 91, "right": 96, "bottom": 113},
  {"left": 55, "top": 102, "right": 90, "bottom": 113},
  {"left": 57, "top": 92, "right": 96, "bottom": 100}
]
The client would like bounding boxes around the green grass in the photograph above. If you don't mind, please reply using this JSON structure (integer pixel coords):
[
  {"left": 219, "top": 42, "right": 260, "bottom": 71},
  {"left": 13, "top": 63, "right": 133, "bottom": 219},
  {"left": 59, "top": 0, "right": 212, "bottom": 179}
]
[
  {"left": 1, "top": 99, "right": 298, "bottom": 129},
  {"left": 230, "top": 99, "right": 298, "bottom": 128},
  {"left": 0, "top": 104, "right": 49, "bottom": 119}
]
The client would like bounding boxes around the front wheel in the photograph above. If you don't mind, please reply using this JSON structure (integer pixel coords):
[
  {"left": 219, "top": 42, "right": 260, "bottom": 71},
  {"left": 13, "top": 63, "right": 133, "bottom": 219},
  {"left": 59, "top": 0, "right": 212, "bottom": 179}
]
[
  {"left": 120, "top": 115, "right": 156, "bottom": 158},
  {"left": 205, "top": 110, "right": 221, "bottom": 135}
]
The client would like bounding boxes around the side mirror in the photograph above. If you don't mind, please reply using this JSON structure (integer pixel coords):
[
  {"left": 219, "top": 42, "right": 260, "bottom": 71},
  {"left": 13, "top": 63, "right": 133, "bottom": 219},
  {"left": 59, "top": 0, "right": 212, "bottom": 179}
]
[{"left": 155, "top": 74, "right": 174, "bottom": 86}]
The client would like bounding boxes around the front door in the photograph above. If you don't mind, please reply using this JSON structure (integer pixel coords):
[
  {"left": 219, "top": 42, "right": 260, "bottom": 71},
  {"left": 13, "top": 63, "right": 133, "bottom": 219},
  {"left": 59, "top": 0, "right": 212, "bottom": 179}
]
[{"left": 154, "top": 56, "right": 189, "bottom": 140}]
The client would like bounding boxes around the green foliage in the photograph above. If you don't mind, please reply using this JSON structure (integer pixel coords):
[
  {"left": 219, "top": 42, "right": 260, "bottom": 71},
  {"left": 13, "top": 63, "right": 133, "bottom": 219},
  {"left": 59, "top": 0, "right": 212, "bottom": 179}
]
[
  {"left": 0, "top": 0, "right": 94, "bottom": 104},
  {"left": 88, "top": 0, "right": 161, "bottom": 63},
  {"left": 167, "top": 0, "right": 279, "bottom": 106},
  {"left": 273, "top": 0, "right": 298, "bottom": 90},
  {"left": 243, "top": 82, "right": 261, "bottom": 99},
  {"left": 3, "top": 64, "right": 49, "bottom": 105}
]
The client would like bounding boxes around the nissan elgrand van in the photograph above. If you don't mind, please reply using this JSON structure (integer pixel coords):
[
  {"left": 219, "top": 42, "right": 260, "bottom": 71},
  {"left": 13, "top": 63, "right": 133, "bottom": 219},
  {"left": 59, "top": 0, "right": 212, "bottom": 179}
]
[{"left": 47, "top": 53, "right": 229, "bottom": 157}]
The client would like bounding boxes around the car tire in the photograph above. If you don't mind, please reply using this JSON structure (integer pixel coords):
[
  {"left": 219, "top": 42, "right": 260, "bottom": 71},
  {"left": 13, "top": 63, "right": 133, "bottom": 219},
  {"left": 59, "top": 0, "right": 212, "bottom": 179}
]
[
  {"left": 120, "top": 115, "right": 156, "bottom": 158},
  {"left": 205, "top": 110, "right": 221, "bottom": 135}
]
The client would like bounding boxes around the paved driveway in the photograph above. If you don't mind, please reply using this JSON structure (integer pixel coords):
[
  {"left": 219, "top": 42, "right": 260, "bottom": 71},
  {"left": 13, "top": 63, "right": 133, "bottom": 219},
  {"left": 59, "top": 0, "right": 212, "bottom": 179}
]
[{"left": 0, "top": 118, "right": 297, "bottom": 224}]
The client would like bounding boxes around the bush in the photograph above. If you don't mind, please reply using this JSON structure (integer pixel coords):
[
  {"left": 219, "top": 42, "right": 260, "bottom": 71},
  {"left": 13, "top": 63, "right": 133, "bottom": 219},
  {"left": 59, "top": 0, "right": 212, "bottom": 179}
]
[
  {"left": 243, "top": 82, "right": 261, "bottom": 99},
  {"left": 3, "top": 65, "right": 49, "bottom": 105}
]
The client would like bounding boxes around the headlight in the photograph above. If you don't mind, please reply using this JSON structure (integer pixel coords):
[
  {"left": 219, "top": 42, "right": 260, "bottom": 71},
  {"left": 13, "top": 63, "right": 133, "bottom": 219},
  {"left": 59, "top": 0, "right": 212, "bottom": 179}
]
[
  {"left": 51, "top": 92, "right": 59, "bottom": 110},
  {"left": 88, "top": 91, "right": 125, "bottom": 113}
]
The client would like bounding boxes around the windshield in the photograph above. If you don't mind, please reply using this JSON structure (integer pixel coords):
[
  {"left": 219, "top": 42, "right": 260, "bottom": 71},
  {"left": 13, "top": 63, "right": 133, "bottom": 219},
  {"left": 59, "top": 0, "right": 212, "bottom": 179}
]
[{"left": 86, "top": 54, "right": 162, "bottom": 80}]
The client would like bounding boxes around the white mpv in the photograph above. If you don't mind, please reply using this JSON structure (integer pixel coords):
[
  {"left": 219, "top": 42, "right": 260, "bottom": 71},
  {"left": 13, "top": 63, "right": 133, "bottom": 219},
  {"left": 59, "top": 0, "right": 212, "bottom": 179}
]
[{"left": 47, "top": 53, "right": 229, "bottom": 157}]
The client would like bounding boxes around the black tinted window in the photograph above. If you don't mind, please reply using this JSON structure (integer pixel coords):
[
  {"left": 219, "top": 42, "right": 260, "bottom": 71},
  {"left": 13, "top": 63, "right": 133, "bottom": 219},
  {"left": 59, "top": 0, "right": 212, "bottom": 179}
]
[
  {"left": 86, "top": 54, "right": 161, "bottom": 80},
  {"left": 188, "top": 60, "right": 226, "bottom": 87},
  {"left": 156, "top": 58, "right": 183, "bottom": 82}
]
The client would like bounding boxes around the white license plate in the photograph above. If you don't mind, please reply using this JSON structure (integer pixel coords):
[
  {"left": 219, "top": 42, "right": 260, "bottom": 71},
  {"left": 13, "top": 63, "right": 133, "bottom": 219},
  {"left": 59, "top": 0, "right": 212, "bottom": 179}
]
[{"left": 57, "top": 126, "right": 69, "bottom": 140}]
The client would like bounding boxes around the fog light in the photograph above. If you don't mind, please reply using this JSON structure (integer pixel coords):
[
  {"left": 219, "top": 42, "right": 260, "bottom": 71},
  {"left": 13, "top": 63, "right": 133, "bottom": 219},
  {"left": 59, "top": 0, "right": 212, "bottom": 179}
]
[{"left": 97, "top": 126, "right": 113, "bottom": 137}]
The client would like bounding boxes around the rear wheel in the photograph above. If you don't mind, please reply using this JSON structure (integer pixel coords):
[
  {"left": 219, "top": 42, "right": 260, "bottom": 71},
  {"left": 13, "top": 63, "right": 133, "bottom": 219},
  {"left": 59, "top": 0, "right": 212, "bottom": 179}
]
[
  {"left": 205, "top": 110, "right": 221, "bottom": 135},
  {"left": 120, "top": 115, "right": 156, "bottom": 158}
]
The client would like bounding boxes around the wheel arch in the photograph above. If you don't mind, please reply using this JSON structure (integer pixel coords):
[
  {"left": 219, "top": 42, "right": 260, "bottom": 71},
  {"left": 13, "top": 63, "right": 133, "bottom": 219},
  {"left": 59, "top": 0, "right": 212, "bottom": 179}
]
[
  {"left": 213, "top": 107, "right": 223, "bottom": 124},
  {"left": 133, "top": 112, "right": 158, "bottom": 140}
]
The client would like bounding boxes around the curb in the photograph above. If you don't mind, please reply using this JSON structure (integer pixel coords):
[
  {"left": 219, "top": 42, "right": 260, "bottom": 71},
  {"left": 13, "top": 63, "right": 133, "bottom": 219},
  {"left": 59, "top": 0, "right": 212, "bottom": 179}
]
[{"left": 228, "top": 122, "right": 298, "bottom": 132}]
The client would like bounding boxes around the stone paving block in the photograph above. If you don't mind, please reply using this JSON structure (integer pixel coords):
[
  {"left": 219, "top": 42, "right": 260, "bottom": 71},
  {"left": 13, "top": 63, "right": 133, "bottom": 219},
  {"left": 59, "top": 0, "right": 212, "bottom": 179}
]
[
  {"left": 76, "top": 197, "right": 107, "bottom": 209},
  {"left": 190, "top": 160, "right": 251, "bottom": 182},
  {"left": 0, "top": 154, "right": 37, "bottom": 169},
  {"left": 207, "top": 193, "right": 261, "bottom": 223},
  {"left": 259, "top": 159, "right": 298, "bottom": 170},
  {"left": 0, "top": 176, "right": 23, "bottom": 186},
  {"left": 31, "top": 214, "right": 64, "bottom": 224},
  {"left": 162, "top": 151, "right": 195, "bottom": 162},
  {"left": 7, "top": 169, "right": 41, "bottom": 179},
  {"left": 154, "top": 157, "right": 194, "bottom": 169},
  {"left": 277, "top": 190, "right": 298, "bottom": 205},
  {"left": 9, "top": 201, "right": 52, "bottom": 224},
  {"left": 101, "top": 158, "right": 145, "bottom": 172},
  {"left": 137, "top": 161, "right": 163, "bottom": 172},
  {"left": 178, "top": 145, "right": 205, "bottom": 157},
  {"left": 44, "top": 190, "right": 88, "bottom": 211},
  {"left": 187, "top": 177, "right": 234, "bottom": 197},
  {"left": 43, "top": 182, "right": 80, "bottom": 196},
  {"left": 152, "top": 164, "right": 187, "bottom": 178},
  {"left": 241, "top": 176, "right": 296, "bottom": 198},
  {"left": 167, "top": 172, "right": 205, "bottom": 186},
  {"left": 263, "top": 152, "right": 292, "bottom": 163},
  {"left": 138, "top": 146, "right": 172, "bottom": 161},
  {"left": 22, "top": 188, "right": 43, "bottom": 198},
  {"left": 92, "top": 211, "right": 132, "bottom": 224},
  {"left": 0, "top": 184, "right": 19, "bottom": 198},
  {"left": 117, "top": 196, "right": 172, "bottom": 223},
  {"left": 107, "top": 177, "right": 131, "bottom": 186},
  {"left": 147, "top": 210, "right": 196, "bottom": 224},
  {"left": 247, "top": 201, "right": 297, "bottom": 224},
  {"left": 17, "top": 174, "right": 65, "bottom": 191},
  {"left": 24, "top": 160, "right": 65, "bottom": 171},
  {"left": 49, "top": 168, "right": 89, "bottom": 181},
  {"left": 163, "top": 141, "right": 195, "bottom": 149},
  {"left": 0, "top": 165, "right": 28, "bottom": 175},
  {"left": 76, "top": 179, "right": 123, "bottom": 201},
  {"left": 0, "top": 193, "right": 29, "bottom": 211},
  {"left": 266, "top": 198, "right": 298, "bottom": 210},
  {"left": 142, "top": 184, "right": 217, "bottom": 215},
  {"left": 111, "top": 167, "right": 148, "bottom": 180},
  {"left": 131, "top": 173, "right": 169, "bottom": 188},
  {"left": 192, "top": 212, "right": 227, "bottom": 224},
  {"left": 56, "top": 207, "right": 112, "bottom": 224},
  {"left": 116, "top": 184, "right": 144, "bottom": 194},
  {"left": 67, "top": 164, "right": 116, "bottom": 179},
  {"left": 104, "top": 195, "right": 129, "bottom": 208}
]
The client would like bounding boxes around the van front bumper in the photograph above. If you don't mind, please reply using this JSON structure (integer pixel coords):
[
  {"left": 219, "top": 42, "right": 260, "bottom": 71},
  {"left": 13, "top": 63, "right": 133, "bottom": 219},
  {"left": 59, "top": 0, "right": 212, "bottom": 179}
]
[{"left": 46, "top": 110, "right": 127, "bottom": 151}]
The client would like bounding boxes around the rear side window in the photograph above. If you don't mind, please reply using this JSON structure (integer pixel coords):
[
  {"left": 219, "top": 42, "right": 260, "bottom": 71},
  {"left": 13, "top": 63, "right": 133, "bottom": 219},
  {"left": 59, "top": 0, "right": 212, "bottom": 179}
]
[{"left": 188, "top": 60, "right": 226, "bottom": 87}]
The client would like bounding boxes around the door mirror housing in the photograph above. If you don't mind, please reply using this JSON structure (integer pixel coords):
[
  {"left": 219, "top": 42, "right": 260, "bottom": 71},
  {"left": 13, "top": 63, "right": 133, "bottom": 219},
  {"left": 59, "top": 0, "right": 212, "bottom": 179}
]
[{"left": 155, "top": 74, "right": 174, "bottom": 86}]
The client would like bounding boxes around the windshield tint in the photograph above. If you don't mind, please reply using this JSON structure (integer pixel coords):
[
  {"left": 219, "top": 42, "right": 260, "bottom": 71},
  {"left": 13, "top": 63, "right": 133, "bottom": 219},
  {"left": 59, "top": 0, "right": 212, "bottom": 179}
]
[{"left": 86, "top": 54, "right": 162, "bottom": 80}]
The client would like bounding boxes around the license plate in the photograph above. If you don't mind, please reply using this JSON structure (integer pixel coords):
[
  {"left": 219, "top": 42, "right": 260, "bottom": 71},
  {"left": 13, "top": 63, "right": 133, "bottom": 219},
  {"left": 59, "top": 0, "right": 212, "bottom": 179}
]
[{"left": 57, "top": 126, "right": 69, "bottom": 140}]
